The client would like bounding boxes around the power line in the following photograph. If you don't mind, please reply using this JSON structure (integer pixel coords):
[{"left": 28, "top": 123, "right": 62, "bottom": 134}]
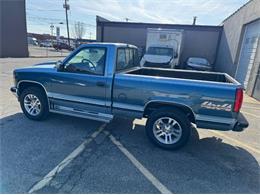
[
  {"left": 27, "top": 15, "right": 66, "bottom": 22},
  {"left": 27, "top": 15, "right": 96, "bottom": 27},
  {"left": 26, "top": 8, "right": 64, "bottom": 12},
  {"left": 27, "top": 8, "right": 97, "bottom": 39}
]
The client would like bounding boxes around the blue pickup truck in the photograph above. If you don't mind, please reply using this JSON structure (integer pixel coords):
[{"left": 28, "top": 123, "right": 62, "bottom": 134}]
[{"left": 11, "top": 43, "right": 248, "bottom": 149}]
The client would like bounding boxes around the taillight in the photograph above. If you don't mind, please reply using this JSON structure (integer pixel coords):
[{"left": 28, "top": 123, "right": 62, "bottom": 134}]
[{"left": 234, "top": 88, "right": 243, "bottom": 112}]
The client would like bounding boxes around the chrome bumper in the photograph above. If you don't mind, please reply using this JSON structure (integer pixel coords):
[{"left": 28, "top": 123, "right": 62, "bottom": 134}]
[{"left": 196, "top": 113, "right": 248, "bottom": 132}]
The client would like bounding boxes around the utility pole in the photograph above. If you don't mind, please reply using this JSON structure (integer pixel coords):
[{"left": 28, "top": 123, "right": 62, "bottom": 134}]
[
  {"left": 63, "top": 0, "right": 70, "bottom": 46},
  {"left": 50, "top": 23, "right": 54, "bottom": 43},
  {"left": 193, "top": 16, "right": 197, "bottom": 25}
]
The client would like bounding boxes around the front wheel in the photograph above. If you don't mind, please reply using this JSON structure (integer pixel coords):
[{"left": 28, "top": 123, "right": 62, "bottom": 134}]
[
  {"left": 19, "top": 87, "right": 49, "bottom": 120},
  {"left": 146, "top": 109, "right": 191, "bottom": 150}
]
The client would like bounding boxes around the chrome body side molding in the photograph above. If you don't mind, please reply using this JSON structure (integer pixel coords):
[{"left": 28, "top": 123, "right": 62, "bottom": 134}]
[
  {"left": 50, "top": 105, "right": 113, "bottom": 123},
  {"left": 48, "top": 92, "right": 106, "bottom": 106}
]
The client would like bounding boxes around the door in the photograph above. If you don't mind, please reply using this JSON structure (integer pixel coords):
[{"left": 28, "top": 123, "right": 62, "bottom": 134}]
[
  {"left": 49, "top": 46, "right": 111, "bottom": 116},
  {"left": 235, "top": 20, "right": 260, "bottom": 88}
]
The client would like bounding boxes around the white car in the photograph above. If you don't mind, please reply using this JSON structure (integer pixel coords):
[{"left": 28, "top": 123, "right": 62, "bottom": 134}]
[{"left": 39, "top": 41, "right": 52, "bottom": 47}]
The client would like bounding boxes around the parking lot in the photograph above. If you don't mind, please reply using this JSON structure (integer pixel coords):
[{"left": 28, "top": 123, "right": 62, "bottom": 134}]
[{"left": 0, "top": 57, "right": 260, "bottom": 193}]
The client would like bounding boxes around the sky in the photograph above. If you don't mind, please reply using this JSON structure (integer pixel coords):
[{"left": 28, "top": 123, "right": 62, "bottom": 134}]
[{"left": 26, "top": 0, "right": 249, "bottom": 39}]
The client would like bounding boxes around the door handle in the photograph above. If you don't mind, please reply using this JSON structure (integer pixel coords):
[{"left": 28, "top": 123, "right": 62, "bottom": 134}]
[{"left": 96, "top": 81, "right": 105, "bottom": 87}]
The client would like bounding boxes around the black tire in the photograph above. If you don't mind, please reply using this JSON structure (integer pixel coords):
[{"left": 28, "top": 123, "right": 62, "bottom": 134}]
[
  {"left": 146, "top": 108, "right": 191, "bottom": 150},
  {"left": 19, "top": 87, "right": 49, "bottom": 121}
]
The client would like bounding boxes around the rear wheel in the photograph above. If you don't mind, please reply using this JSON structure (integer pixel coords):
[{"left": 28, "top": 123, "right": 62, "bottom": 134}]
[
  {"left": 146, "top": 109, "right": 191, "bottom": 149},
  {"left": 19, "top": 87, "right": 49, "bottom": 120}
]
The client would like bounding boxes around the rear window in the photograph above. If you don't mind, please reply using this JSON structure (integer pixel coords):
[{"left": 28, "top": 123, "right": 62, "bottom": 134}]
[{"left": 116, "top": 48, "right": 139, "bottom": 71}]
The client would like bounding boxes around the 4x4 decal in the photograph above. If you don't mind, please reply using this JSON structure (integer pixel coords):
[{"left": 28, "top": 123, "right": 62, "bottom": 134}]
[{"left": 201, "top": 101, "right": 232, "bottom": 112}]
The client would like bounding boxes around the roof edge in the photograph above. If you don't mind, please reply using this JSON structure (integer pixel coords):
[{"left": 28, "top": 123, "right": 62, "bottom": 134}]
[
  {"left": 97, "top": 20, "right": 223, "bottom": 29},
  {"left": 221, "top": 0, "right": 252, "bottom": 24}
]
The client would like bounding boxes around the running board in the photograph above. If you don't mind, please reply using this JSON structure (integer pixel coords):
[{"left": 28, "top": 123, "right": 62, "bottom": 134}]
[{"left": 50, "top": 105, "right": 113, "bottom": 123}]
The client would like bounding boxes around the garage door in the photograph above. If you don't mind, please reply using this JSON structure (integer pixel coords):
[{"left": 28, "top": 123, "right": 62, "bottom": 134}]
[
  {"left": 252, "top": 66, "right": 260, "bottom": 101},
  {"left": 235, "top": 20, "right": 260, "bottom": 88}
]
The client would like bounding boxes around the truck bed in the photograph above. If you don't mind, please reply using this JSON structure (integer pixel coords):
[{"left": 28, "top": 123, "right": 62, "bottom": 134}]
[{"left": 126, "top": 68, "right": 238, "bottom": 84}]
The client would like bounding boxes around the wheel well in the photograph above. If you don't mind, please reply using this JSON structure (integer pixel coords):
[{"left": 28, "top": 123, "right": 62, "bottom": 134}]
[
  {"left": 18, "top": 82, "right": 46, "bottom": 97},
  {"left": 144, "top": 102, "right": 196, "bottom": 124}
]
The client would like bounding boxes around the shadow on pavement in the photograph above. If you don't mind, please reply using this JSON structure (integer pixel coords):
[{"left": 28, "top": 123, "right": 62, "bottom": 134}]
[
  {"left": 0, "top": 112, "right": 102, "bottom": 193},
  {"left": 107, "top": 117, "right": 260, "bottom": 193}
]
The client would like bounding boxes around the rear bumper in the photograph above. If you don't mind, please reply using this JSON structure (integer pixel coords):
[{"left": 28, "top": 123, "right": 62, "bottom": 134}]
[
  {"left": 196, "top": 113, "right": 248, "bottom": 132},
  {"left": 233, "top": 113, "right": 249, "bottom": 132}
]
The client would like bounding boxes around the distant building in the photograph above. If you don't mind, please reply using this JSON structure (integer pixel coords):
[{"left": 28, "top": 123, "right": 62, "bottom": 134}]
[
  {"left": 0, "top": 0, "right": 28, "bottom": 57},
  {"left": 96, "top": 16, "right": 222, "bottom": 67},
  {"left": 216, "top": 0, "right": 260, "bottom": 99}
]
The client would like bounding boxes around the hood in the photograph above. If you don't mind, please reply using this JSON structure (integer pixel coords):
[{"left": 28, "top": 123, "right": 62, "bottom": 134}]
[
  {"left": 187, "top": 62, "right": 211, "bottom": 68},
  {"left": 143, "top": 54, "right": 172, "bottom": 64},
  {"left": 187, "top": 62, "right": 212, "bottom": 71},
  {"left": 31, "top": 61, "right": 57, "bottom": 69},
  {"left": 33, "top": 61, "right": 57, "bottom": 69},
  {"left": 34, "top": 61, "right": 57, "bottom": 66},
  {"left": 14, "top": 61, "right": 57, "bottom": 73}
]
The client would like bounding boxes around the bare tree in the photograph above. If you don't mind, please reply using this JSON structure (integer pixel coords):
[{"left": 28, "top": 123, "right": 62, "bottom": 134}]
[{"left": 73, "top": 21, "right": 86, "bottom": 40}]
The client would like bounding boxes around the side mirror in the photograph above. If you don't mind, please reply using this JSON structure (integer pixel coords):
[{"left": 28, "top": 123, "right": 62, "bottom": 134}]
[
  {"left": 55, "top": 60, "right": 63, "bottom": 70},
  {"left": 174, "top": 53, "right": 178, "bottom": 59}
]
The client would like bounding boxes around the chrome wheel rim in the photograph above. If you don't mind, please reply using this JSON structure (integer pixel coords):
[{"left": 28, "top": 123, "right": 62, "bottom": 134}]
[
  {"left": 24, "top": 94, "right": 41, "bottom": 116},
  {"left": 153, "top": 117, "right": 182, "bottom": 144}
]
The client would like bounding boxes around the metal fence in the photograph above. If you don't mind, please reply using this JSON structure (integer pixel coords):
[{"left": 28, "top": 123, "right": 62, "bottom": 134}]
[{"left": 28, "top": 45, "right": 70, "bottom": 58}]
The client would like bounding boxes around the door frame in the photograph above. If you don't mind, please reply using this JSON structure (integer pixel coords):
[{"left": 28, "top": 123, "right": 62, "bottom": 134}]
[{"left": 49, "top": 45, "right": 112, "bottom": 115}]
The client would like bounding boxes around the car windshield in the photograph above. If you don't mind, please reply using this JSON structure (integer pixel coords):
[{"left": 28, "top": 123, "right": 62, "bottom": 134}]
[
  {"left": 188, "top": 57, "right": 209, "bottom": 65},
  {"left": 147, "top": 47, "right": 173, "bottom": 56}
]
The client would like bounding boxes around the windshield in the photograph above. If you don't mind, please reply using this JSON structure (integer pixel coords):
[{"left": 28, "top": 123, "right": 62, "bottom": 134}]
[
  {"left": 147, "top": 47, "right": 173, "bottom": 56},
  {"left": 188, "top": 57, "right": 209, "bottom": 65}
]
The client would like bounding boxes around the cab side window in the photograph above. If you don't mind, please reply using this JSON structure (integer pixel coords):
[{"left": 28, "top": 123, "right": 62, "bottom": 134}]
[{"left": 117, "top": 48, "right": 127, "bottom": 70}]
